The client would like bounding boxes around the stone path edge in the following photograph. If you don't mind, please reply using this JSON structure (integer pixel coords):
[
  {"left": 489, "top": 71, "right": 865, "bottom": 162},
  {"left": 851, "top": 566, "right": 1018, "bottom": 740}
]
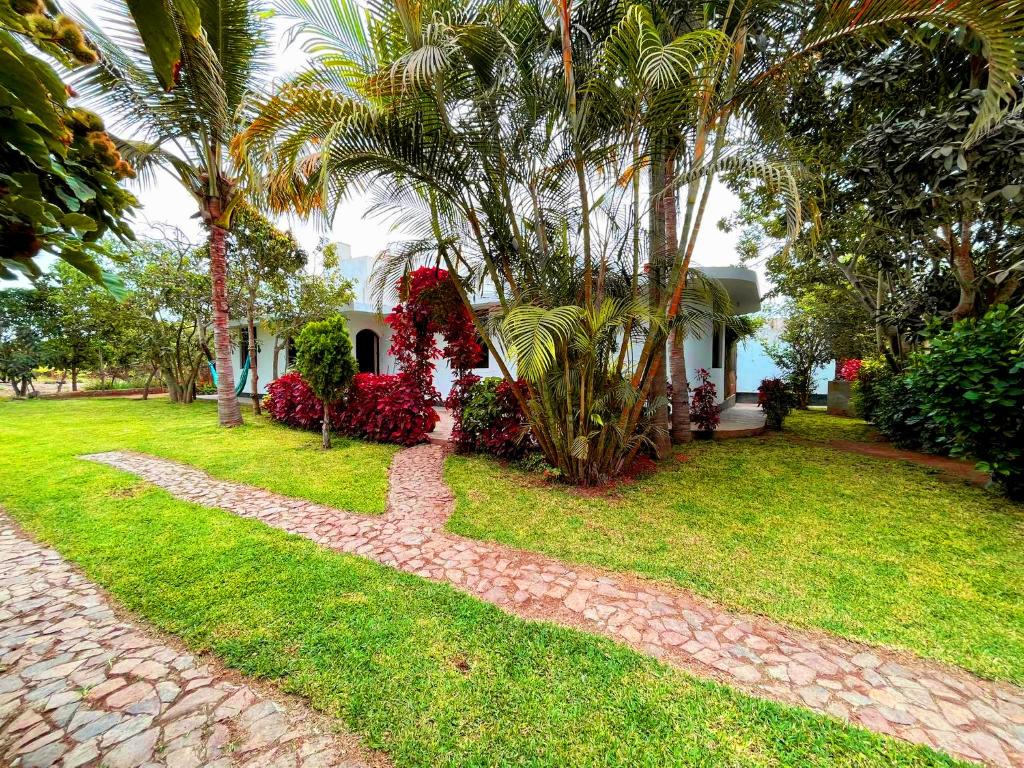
[{"left": 0, "top": 511, "right": 390, "bottom": 768}]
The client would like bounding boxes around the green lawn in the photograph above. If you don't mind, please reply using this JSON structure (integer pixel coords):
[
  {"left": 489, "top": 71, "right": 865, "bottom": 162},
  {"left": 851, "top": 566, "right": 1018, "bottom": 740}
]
[
  {"left": 784, "top": 408, "right": 880, "bottom": 443},
  {"left": 446, "top": 417, "right": 1024, "bottom": 685},
  {"left": 2, "top": 397, "right": 395, "bottom": 513},
  {"left": 0, "top": 398, "right": 962, "bottom": 767}
]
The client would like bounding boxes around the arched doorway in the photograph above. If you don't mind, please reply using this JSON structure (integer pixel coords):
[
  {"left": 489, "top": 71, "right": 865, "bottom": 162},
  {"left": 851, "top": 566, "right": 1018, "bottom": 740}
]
[{"left": 355, "top": 329, "right": 379, "bottom": 374}]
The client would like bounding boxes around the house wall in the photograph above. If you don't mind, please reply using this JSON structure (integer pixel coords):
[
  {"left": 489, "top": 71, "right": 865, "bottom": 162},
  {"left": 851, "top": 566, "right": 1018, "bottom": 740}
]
[{"left": 736, "top": 319, "right": 833, "bottom": 396}]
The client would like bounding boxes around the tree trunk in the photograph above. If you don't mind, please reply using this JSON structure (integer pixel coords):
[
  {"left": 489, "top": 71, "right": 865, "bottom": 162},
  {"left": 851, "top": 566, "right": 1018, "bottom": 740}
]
[
  {"left": 669, "top": 330, "right": 691, "bottom": 443},
  {"left": 142, "top": 365, "right": 156, "bottom": 400},
  {"left": 321, "top": 401, "right": 331, "bottom": 449},
  {"left": 272, "top": 338, "right": 282, "bottom": 381},
  {"left": 71, "top": 365, "right": 78, "bottom": 392},
  {"left": 208, "top": 220, "right": 243, "bottom": 427},
  {"left": 247, "top": 308, "right": 260, "bottom": 416}
]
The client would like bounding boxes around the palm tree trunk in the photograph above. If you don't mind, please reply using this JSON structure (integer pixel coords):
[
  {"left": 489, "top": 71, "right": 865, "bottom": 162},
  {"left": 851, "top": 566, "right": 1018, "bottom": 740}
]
[
  {"left": 670, "top": 331, "right": 691, "bottom": 443},
  {"left": 321, "top": 401, "right": 331, "bottom": 449},
  {"left": 208, "top": 221, "right": 243, "bottom": 427}
]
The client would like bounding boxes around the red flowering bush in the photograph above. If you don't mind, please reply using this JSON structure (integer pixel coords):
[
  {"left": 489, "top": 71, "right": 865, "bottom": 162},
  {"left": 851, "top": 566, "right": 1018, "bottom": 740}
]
[
  {"left": 386, "top": 266, "right": 480, "bottom": 406},
  {"left": 342, "top": 372, "right": 439, "bottom": 446},
  {"left": 454, "top": 377, "right": 532, "bottom": 458},
  {"left": 264, "top": 372, "right": 342, "bottom": 430},
  {"left": 839, "top": 358, "right": 863, "bottom": 382},
  {"left": 689, "top": 368, "right": 721, "bottom": 433}
]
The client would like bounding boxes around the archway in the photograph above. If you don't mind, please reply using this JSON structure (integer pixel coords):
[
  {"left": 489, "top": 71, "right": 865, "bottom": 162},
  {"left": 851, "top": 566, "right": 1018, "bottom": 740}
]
[{"left": 355, "top": 329, "right": 379, "bottom": 374}]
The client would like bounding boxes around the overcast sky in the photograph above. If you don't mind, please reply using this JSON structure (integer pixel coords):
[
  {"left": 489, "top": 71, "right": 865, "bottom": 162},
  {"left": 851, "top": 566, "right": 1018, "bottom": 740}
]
[{"left": 63, "top": 0, "right": 754, "bottom": 285}]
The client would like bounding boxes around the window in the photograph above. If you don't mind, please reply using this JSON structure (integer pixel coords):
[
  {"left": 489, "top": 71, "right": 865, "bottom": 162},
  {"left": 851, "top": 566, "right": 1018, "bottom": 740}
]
[
  {"left": 287, "top": 336, "right": 297, "bottom": 368},
  {"left": 712, "top": 323, "right": 722, "bottom": 369}
]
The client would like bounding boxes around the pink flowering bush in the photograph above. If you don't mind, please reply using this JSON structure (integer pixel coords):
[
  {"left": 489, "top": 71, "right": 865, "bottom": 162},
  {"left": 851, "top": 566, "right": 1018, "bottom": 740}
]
[{"left": 839, "top": 358, "right": 863, "bottom": 382}]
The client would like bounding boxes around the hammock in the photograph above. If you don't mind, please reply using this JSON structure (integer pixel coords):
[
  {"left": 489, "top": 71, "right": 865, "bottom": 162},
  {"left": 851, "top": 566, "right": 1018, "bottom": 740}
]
[{"left": 208, "top": 355, "right": 250, "bottom": 397}]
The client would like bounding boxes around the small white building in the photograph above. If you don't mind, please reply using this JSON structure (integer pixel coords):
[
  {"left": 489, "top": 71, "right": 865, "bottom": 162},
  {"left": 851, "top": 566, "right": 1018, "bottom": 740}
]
[{"left": 233, "top": 251, "right": 762, "bottom": 406}]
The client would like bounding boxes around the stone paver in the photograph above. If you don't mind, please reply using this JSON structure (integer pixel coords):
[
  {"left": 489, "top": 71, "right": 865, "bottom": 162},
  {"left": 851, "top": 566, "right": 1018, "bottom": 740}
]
[
  {"left": 0, "top": 522, "right": 384, "bottom": 768},
  {"left": 84, "top": 447, "right": 1024, "bottom": 767}
]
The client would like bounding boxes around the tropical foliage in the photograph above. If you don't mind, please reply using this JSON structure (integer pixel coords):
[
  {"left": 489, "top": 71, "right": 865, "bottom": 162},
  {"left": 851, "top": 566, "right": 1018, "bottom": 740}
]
[
  {"left": 908, "top": 306, "right": 1024, "bottom": 498},
  {"left": 235, "top": 0, "right": 1023, "bottom": 484},
  {"left": 0, "top": 0, "right": 135, "bottom": 288},
  {"left": 730, "top": 35, "right": 1024, "bottom": 367}
]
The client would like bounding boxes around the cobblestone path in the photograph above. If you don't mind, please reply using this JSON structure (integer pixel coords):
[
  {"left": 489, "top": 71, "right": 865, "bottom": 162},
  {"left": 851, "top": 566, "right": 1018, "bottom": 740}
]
[
  {"left": 83, "top": 447, "right": 1024, "bottom": 767},
  {"left": 0, "top": 521, "right": 383, "bottom": 768}
]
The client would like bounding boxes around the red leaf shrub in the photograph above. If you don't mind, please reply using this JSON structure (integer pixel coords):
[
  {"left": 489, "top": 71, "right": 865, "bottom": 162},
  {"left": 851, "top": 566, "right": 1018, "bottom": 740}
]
[
  {"left": 264, "top": 372, "right": 341, "bottom": 430},
  {"left": 757, "top": 377, "right": 794, "bottom": 430},
  {"left": 342, "top": 372, "right": 439, "bottom": 446},
  {"left": 839, "top": 358, "right": 863, "bottom": 382},
  {"left": 386, "top": 266, "right": 481, "bottom": 406},
  {"left": 453, "top": 377, "right": 532, "bottom": 458},
  {"left": 689, "top": 367, "right": 721, "bottom": 432},
  {"left": 265, "top": 371, "right": 437, "bottom": 446}
]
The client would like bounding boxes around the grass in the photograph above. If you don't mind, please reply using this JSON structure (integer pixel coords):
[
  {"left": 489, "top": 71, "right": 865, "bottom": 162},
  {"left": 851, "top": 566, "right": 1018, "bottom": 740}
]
[
  {"left": 446, "top": 415, "right": 1024, "bottom": 685},
  {"left": 0, "top": 397, "right": 396, "bottom": 513},
  {"left": 0, "top": 398, "right": 963, "bottom": 767},
  {"left": 784, "top": 408, "right": 880, "bottom": 443}
]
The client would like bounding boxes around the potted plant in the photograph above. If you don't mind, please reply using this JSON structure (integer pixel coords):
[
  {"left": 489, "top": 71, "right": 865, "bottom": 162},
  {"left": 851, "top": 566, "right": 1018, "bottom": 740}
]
[{"left": 689, "top": 368, "right": 720, "bottom": 439}]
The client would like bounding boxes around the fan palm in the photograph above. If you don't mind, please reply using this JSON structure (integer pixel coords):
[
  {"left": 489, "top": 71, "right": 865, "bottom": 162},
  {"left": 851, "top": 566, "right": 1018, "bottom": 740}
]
[
  {"left": 236, "top": 0, "right": 1022, "bottom": 483},
  {"left": 71, "top": 0, "right": 271, "bottom": 426}
]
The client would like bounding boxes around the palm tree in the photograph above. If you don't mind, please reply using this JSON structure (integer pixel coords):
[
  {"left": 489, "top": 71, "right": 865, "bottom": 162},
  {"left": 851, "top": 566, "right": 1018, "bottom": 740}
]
[
  {"left": 236, "top": 0, "right": 1022, "bottom": 482},
  {"left": 73, "top": 0, "right": 271, "bottom": 426}
]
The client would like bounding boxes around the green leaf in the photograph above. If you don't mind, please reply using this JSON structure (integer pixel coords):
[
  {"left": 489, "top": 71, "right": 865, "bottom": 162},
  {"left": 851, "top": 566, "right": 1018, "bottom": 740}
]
[{"left": 61, "top": 213, "right": 99, "bottom": 231}]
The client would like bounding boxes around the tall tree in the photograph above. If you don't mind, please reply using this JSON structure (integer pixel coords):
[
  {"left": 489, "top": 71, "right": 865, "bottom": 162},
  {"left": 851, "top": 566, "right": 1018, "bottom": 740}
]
[
  {"left": 115, "top": 230, "right": 214, "bottom": 404},
  {"left": 260, "top": 256, "right": 355, "bottom": 382},
  {"left": 73, "top": 0, "right": 272, "bottom": 426},
  {"left": 224, "top": 204, "right": 306, "bottom": 414}
]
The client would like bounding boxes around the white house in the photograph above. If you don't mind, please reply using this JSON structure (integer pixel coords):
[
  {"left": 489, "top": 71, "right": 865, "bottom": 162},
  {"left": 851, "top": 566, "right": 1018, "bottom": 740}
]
[{"left": 233, "top": 250, "right": 762, "bottom": 406}]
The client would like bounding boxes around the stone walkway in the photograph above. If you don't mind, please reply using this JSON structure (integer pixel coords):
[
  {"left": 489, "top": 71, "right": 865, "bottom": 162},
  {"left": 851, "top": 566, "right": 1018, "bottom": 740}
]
[
  {"left": 83, "top": 447, "right": 1024, "bottom": 767},
  {"left": 0, "top": 521, "right": 385, "bottom": 768}
]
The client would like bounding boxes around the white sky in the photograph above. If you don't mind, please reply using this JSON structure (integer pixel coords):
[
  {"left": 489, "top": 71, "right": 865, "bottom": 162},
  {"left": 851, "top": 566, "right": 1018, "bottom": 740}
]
[{"left": 63, "top": 1, "right": 753, "bottom": 286}]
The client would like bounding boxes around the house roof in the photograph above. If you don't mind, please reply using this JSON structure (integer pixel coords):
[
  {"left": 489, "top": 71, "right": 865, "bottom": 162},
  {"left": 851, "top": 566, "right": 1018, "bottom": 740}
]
[{"left": 697, "top": 265, "right": 761, "bottom": 315}]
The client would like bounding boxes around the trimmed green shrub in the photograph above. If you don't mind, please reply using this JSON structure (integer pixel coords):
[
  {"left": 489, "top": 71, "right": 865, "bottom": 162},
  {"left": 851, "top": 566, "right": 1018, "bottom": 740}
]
[
  {"left": 907, "top": 305, "right": 1024, "bottom": 498},
  {"left": 295, "top": 315, "right": 357, "bottom": 449}
]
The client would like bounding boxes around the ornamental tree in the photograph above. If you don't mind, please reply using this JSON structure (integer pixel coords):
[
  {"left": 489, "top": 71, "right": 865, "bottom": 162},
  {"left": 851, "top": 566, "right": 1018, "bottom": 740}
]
[{"left": 294, "top": 315, "right": 357, "bottom": 449}]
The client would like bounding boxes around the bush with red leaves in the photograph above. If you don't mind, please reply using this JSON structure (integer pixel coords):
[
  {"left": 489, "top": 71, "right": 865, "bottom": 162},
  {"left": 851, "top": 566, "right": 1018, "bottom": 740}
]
[
  {"left": 454, "top": 377, "right": 532, "bottom": 458},
  {"left": 263, "top": 372, "right": 341, "bottom": 430},
  {"left": 689, "top": 367, "right": 721, "bottom": 432},
  {"left": 386, "top": 266, "right": 480, "bottom": 407},
  {"left": 342, "top": 372, "right": 439, "bottom": 446},
  {"left": 265, "top": 371, "right": 437, "bottom": 446}
]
